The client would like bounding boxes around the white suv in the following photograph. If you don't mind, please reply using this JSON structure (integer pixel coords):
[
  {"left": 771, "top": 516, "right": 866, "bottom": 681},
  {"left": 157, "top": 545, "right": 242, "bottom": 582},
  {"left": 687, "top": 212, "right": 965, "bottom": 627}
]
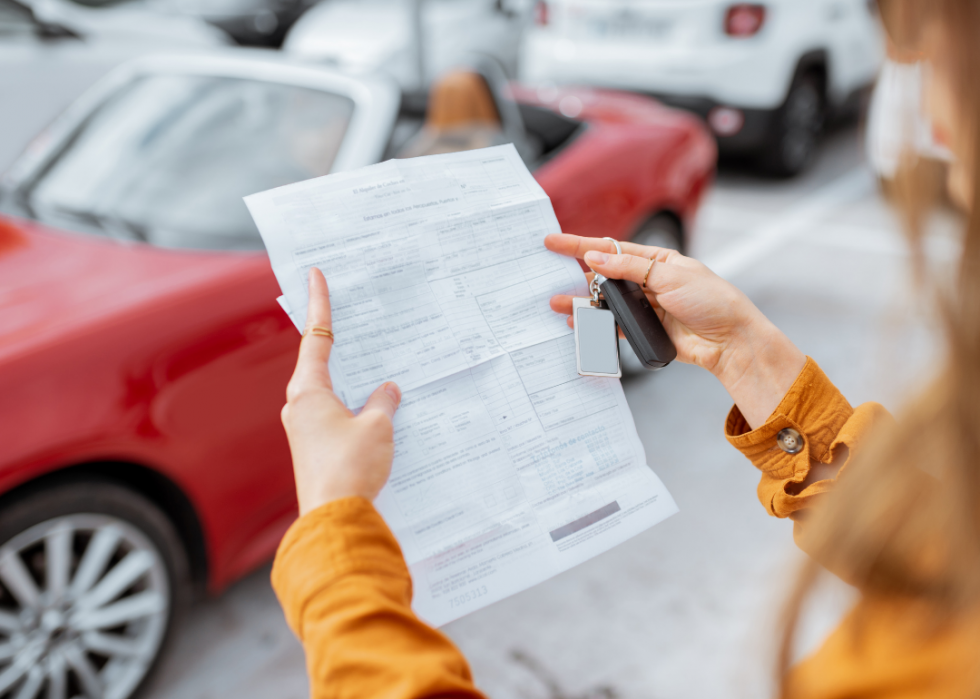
[{"left": 520, "top": 0, "right": 884, "bottom": 175}]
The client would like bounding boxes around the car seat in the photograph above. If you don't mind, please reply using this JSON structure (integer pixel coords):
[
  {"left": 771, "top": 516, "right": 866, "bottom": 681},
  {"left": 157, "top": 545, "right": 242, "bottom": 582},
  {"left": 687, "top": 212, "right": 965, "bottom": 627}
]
[{"left": 397, "top": 70, "right": 511, "bottom": 158}]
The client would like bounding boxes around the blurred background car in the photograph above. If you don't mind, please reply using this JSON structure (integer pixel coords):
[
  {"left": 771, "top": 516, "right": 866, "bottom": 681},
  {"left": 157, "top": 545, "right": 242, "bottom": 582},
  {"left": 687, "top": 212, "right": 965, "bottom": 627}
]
[
  {"left": 0, "top": 0, "right": 225, "bottom": 176},
  {"left": 283, "top": 0, "right": 534, "bottom": 96},
  {"left": 23, "top": 0, "right": 321, "bottom": 48},
  {"left": 151, "top": 0, "right": 319, "bottom": 47},
  {"left": 520, "top": 0, "right": 885, "bottom": 176},
  {"left": 16, "top": 0, "right": 231, "bottom": 45},
  {"left": 0, "top": 50, "right": 713, "bottom": 698}
]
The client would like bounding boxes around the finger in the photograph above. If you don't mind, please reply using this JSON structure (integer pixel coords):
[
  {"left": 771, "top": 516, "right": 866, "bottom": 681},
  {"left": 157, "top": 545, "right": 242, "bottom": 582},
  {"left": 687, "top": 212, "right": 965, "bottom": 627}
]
[
  {"left": 545, "top": 233, "right": 674, "bottom": 261},
  {"left": 550, "top": 294, "right": 575, "bottom": 316},
  {"left": 294, "top": 268, "right": 334, "bottom": 388},
  {"left": 359, "top": 382, "right": 401, "bottom": 422},
  {"left": 582, "top": 251, "right": 660, "bottom": 288},
  {"left": 302, "top": 267, "right": 333, "bottom": 337}
]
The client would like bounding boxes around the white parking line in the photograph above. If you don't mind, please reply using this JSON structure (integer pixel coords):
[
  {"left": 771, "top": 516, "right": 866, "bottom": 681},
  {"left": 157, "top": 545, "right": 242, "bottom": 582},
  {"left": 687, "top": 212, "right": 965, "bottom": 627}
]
[{"left": 699, "top": 168, "right": 876, "bottom": 279}]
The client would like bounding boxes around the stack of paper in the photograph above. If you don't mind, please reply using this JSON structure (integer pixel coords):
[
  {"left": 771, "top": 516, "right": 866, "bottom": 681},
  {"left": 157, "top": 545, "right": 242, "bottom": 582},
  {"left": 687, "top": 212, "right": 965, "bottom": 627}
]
[{"left": 245, "top": 144, "right": 677, "bottom": 626}]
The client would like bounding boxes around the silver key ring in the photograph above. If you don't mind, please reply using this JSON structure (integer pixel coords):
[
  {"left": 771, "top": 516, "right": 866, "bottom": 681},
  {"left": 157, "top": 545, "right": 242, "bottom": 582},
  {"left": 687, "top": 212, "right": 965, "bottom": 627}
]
[
  {"left": 590, "top": 237, "right": 622, "bottom": 304},
  {"left": 603, "top": 237, "right": 622, "bottom": 255}
]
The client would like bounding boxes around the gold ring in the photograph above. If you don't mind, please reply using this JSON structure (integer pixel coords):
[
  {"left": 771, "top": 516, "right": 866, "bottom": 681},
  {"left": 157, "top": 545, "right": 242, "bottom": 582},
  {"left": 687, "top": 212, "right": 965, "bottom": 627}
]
[
  {"left": 642, "top": 258, "right": 655, "bottom": 289},
  {"left": 305, "top": 326, "right": 334, "bottom": 341}
]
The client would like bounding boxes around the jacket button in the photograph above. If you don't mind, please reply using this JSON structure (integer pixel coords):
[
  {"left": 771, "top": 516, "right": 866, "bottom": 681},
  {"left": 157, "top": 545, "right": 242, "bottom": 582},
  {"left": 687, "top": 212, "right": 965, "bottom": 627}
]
[{"left": 777, "top": 428, "right": 804, "bottom": 454}]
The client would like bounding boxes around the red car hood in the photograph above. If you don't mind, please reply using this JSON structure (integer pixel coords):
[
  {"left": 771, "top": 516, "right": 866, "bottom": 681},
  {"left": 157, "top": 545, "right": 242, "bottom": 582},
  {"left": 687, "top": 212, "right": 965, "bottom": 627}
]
[{"left": 0, "top": 214, "right": 270, "bottom": 363}]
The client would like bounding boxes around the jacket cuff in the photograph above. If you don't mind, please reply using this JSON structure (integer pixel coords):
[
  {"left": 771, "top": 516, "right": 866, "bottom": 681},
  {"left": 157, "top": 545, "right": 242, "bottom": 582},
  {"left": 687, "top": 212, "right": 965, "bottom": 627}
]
[
  {"left": 725, "top": 357, "right": 854, "bottom": 476},
  {"left": 271, "top": 497, "right": 411, "bottom": 639},
  {"left": 725, "top": 358, "right": 857, "bottom": 518}
]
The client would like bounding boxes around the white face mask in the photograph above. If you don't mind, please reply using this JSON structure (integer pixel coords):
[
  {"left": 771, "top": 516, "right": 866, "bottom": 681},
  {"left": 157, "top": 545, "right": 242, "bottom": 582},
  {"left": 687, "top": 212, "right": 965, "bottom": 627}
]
[{"left": 867, "top": 60, "right": 954, "bottom": 180}]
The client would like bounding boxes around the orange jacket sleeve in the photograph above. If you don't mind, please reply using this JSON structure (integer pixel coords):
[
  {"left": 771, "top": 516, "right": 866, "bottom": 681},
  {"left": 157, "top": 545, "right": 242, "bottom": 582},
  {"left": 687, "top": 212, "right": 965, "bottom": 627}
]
[
  {"left": 725, "top": 358, "right": 980, "bottom": 698},
  {"left": 724, "top": 357, "right": 893, "bottom": 550},
  {"left": 271, "top": 497, "right": 486, "bottom": 699}
]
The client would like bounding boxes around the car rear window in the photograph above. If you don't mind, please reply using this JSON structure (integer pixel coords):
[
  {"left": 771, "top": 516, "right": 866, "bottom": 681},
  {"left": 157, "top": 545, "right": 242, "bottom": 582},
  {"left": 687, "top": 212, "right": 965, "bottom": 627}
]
[{"left": 28, "top": 74, "right": 354, "bottom": 251}]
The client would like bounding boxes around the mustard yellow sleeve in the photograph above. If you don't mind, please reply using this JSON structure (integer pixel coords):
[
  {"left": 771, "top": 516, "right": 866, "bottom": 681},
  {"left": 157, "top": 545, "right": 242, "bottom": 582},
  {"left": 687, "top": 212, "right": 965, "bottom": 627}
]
[
  {"left": 724, "top": 357, "right": 893, "bottom": 519},
  {"left": 271, "top": 497, "right": 486, "bottom": 699},
  {"left": 724, "top": 361, "right": 980, "bottom": 698},
  {"left": 785, "top": 597, "right": 980, "bottom": 699}
]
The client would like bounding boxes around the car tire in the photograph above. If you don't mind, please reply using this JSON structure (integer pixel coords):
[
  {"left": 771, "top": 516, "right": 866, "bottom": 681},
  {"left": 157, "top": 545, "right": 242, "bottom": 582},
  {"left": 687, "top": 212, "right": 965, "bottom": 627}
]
[
  {"left": 761, "top": 72, "right": 826, "bottom": 177},
  {"left": 630, "top": 213, "right": 685, "bottom": 255},
  {"left": 0, "top": 479, "right": 188, "bottom": 699}
]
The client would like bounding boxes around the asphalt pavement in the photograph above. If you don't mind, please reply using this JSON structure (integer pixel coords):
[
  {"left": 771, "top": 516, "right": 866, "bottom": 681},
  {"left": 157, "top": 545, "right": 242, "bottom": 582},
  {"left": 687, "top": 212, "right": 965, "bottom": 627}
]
[{"left": 136, "top": 123, "right": 953, "bottom": 699}]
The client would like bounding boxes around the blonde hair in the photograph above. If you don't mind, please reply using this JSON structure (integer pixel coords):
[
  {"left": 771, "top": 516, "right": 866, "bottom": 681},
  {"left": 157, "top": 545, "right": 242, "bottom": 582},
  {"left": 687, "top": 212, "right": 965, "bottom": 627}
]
[{"left": 779, "top": 0, "right": 980, "bottom": 688}]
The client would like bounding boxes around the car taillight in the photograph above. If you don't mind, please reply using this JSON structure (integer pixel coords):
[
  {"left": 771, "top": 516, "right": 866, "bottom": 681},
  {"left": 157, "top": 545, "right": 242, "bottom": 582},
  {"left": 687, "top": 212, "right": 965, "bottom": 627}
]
[
  {"left": 534, "top": 0, "right": 549, "bottom": 26},
  {"left": 725, "top": 4, "right": 766, "bottom": 37}
]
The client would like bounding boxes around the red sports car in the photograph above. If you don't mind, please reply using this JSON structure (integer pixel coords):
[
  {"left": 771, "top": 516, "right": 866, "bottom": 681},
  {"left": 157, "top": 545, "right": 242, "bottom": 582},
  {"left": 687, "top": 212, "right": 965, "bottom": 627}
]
[{"left": 0, "top": 51, "right": 713, "bottom": 698}]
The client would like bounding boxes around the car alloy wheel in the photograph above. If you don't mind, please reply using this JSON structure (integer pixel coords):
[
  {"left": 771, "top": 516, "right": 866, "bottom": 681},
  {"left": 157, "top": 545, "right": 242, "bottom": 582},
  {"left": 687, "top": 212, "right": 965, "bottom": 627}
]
[{"left": 0, "top": 506, "right": 174, "bottom": 699}]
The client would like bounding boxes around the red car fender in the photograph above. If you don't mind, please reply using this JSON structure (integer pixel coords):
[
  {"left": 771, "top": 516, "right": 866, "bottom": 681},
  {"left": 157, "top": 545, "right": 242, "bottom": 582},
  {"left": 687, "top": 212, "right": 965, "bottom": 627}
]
[{"left": 0, "top": 218, "right": 300, "bottom": 591}]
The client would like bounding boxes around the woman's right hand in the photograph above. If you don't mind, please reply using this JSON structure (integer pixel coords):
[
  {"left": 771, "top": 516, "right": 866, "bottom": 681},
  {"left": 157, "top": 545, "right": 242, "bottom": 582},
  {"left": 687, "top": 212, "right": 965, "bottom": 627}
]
[
  {"left": 546, "top": 234, "right": 806, "bottom": 429},
  {"left": 281, "top": 268, "right": 402, "bottom": 516}
]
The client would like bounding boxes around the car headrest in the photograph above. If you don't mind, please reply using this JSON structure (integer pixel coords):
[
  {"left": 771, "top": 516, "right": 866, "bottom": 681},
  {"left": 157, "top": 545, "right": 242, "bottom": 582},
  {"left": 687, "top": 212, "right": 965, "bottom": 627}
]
[{"left": 426, "top": 70, "right": 502, "bottom": 130}]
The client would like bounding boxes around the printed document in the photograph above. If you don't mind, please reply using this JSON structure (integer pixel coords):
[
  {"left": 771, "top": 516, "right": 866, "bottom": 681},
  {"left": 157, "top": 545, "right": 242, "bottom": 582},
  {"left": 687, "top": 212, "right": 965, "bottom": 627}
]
[{"left": 246, "top": 145, "right": 678, "bottom": 626}]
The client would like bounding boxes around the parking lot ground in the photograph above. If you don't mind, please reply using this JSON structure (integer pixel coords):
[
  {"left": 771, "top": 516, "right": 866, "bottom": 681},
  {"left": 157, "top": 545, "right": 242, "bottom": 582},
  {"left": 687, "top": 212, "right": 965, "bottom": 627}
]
[{"left": 143, "top": 123, "right": 948, "bottom": 699}]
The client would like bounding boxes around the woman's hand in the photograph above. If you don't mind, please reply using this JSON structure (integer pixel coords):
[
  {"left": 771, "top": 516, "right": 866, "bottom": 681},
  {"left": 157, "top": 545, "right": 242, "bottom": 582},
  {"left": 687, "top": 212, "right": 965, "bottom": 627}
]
[
  {"left": 546, "top": 234, "right": 806, "bottom": 429},
  {"left": 281, "top": 268, "right": 402, "bottom": 516}
]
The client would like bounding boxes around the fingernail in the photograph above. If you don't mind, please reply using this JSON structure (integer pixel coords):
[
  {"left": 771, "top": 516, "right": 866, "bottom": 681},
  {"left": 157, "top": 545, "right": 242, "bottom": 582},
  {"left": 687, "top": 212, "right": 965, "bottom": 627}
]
[
  {"left": 384, "top": 382, "right": 401, "bottom": 404},
  {"left": 585, "top": 251, "right": 609, "bottom": 265}
]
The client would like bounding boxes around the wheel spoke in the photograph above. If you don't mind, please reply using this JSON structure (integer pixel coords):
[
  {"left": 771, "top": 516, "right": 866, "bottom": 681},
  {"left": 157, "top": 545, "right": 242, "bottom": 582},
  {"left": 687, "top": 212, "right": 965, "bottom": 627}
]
[
  {"left": 0, "top": 610, "right": 22, "bottom": 633},
  {"left": 12, "top": 665, "right": 43, "bottom": 699},
  {"left": 0, "top": 550, "right": 41, "bottom": 610},
  {"left": 68, "top": 527, "right": 121, "bottom": 600},
  {"left": 2, "top": 514, "right": 169, "bottom": 699},
  {"left": 76, "top": 551, "right": 153, "bottom": 612},
  {"left": 81, "top": 631, "right": 143, "bottom": 658},
  {"left": 45, "top": 650, "right": 67, "bottom": 699},
  {"left": 63, "top": 644, "right": 104, "bottom": 699},
  {"left": 44, "top": 524, "right": 73, "bottom": 603},
  {"left": 0, "top": 656, "right": 30, "bottom": 694},
  {"left": 0, "top": 641, "right": 17, "bottom": 661},
  {"left": 71, "top": 591, "right": 165, "bottom": 631}
]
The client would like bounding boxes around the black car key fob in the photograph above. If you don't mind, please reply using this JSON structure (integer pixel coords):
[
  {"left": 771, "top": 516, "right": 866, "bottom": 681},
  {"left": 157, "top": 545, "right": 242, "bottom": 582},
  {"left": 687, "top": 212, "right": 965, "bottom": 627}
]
[{"left": 593, "top": 238, "right": 676, "bottom": 370}]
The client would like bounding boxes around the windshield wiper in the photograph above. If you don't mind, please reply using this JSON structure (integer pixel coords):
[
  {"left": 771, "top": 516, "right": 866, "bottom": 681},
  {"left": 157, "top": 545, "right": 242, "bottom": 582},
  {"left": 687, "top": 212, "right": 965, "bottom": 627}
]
[{"left": 46, "top": 205, "right": 149, "bottom": 243}]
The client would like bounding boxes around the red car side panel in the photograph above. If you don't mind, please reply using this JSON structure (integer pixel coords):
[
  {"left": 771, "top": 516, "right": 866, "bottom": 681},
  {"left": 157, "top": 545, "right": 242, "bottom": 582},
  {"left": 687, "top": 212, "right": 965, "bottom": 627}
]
[
  {"left": 521, "top": 85, "right": 716, "bottom": 245},
  {"left": 0, "top": 218, "right": 299, "bottom": 591}
]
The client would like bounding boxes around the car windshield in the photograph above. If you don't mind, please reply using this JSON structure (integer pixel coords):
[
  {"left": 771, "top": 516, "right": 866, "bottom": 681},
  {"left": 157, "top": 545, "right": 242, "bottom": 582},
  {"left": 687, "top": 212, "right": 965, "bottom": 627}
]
[{"left": 29, "top": 74, "right": 354, "bottom": 251}]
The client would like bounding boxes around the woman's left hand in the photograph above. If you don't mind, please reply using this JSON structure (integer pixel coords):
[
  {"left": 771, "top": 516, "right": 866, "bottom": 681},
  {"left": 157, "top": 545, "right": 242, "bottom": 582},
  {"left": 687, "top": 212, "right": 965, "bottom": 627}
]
[
  {"left": 281, "top": 268, "right": 403, "bottom": 516},
  {"left": 545, "top": 233, "right": 806, "bottom": 429}
]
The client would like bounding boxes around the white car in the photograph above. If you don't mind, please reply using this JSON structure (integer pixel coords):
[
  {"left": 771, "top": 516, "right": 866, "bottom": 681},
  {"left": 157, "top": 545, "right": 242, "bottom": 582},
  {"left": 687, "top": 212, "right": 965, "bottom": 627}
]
[
  {"left": 283, "top": 0, "right": 532, "bottom": 93},
  {"left": 20, "top": 0, "right": 231, "bottom": 46},
  {"left": 0, "top": 0, "right": 226, "bottom": 174},
  {"left": 520, "top": 0, "right": 884, "bottom": 175}
]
